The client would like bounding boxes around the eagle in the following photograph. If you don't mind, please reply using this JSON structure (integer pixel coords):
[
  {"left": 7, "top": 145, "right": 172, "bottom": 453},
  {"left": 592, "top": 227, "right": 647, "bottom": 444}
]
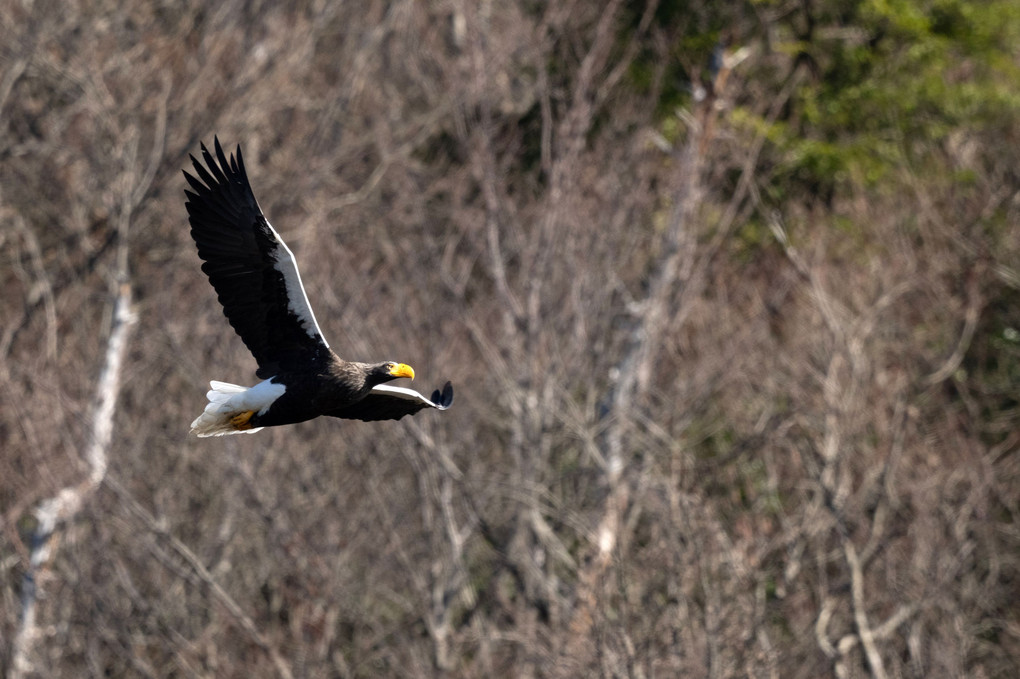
[{"left": 184, "top": 138, "right": 452, "bottom": 437}]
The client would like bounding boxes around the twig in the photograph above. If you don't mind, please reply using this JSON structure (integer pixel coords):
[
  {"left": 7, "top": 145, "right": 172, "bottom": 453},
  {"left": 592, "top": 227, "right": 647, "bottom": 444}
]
[
  {"left": 845, "top": 541, "right": 888, "bottom": 679},
  {"left": 925, "top": 267, "right": 983, "bottom": 385},
  {"left": 102, "top": 475, "right": 296, "bottom": 679}
]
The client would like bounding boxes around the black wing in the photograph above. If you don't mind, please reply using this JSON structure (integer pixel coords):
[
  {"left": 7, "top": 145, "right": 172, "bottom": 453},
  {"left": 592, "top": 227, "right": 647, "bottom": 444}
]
[
  {"left": 326, "top": 382, "right": 454, "bottom": 422},
  {"left": 184, "top": 138, "right": 330, "bottom": 378}
]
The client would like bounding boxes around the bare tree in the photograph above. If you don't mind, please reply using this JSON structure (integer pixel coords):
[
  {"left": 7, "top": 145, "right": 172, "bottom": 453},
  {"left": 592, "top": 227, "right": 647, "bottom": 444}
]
[{"left": 2, "top": 1, "right": 1018, "bottom": 677}]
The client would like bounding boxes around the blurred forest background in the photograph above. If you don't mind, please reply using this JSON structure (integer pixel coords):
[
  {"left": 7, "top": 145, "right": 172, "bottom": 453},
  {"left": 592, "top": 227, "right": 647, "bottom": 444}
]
[{"left": 2, "top": 0, "right": 1020, "bottom": 677}]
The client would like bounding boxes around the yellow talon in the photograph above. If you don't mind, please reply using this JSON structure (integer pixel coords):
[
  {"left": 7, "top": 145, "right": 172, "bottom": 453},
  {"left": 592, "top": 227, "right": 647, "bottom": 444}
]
[{"left": 230, "top": 410, "right": 255, "bottom": 430}]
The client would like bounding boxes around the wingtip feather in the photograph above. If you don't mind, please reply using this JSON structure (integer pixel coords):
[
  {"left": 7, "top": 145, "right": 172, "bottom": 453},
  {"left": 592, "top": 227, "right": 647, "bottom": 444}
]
[{"left": 431, "top": 381, "right": 454, "bottom": 409}]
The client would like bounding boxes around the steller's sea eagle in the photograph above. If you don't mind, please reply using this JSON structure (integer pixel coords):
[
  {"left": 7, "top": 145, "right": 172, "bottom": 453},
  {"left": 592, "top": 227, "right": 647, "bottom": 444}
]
[{"left": 184, "top": 138, "right": 452, "bottom": 437}]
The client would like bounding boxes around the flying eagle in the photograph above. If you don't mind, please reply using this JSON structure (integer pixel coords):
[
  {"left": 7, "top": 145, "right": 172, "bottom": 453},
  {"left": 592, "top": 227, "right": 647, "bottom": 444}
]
[{"left": 184, "top": 138, "right": 452, "bottom": 437}]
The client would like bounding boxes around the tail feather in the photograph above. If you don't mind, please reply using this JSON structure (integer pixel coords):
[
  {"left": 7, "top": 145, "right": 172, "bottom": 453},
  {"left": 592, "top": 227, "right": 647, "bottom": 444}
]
[
  {"left": 209, "top": 380, "right": 248, "bottom": 395},
  {"left": 190, "top": 380, "right": 279, "bottom": 437}
]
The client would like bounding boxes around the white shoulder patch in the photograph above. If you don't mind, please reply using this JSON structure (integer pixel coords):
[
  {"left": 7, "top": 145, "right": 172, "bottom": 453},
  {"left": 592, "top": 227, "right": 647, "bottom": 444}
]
[
  {"left": 370, "top": 384, "right": 436, "bottom": 405},
  {"left": 265, "top": 218, "right": 330, "bottom": 347}
]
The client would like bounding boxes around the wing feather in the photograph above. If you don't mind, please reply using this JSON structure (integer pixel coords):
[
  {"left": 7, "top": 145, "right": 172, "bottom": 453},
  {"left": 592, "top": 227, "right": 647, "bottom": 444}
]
[
  {"left": 184, "top": 137, "right": 329, "bottom": 377},
  {"left": 326, "top": 382, "right": 454, "bottom": 422}
]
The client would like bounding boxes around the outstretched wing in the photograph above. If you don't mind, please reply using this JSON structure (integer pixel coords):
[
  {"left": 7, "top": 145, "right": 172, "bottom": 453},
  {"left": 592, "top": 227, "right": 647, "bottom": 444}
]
[
  {"left": 326, "top": 382, "right": 454, "bottom": 422},
  {"left": 184, "top": 138, "right": 330, "bottom": 378}
]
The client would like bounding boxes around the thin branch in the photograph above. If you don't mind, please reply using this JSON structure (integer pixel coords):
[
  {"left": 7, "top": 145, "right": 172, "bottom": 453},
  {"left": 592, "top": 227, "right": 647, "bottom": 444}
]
[
  {"left": 103, "top": 475, "right": 295, "bottom": 679},
  {"left": 925, "top": 267, "right": 983, "bottom": 385},
  {"left": 845, "top": 541, "right": 889, "bottom": 679},
  {"left": 0, "top": 57, "right": 27, "bottom": 116},
  {"left": 12, "top": 215, "right": 59, "bottom": 360}
]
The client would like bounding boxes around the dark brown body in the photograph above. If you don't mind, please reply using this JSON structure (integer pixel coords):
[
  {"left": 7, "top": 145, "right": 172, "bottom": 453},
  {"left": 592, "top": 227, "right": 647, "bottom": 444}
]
[{"left": 248, "top": 356, "right": 380, "bottom": 428}]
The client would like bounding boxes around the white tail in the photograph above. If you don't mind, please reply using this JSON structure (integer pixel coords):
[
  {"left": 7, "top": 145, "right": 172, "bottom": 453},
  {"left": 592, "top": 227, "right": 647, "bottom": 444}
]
[{"left": 189, "top": 379, "right": 285, "bottom": 437}]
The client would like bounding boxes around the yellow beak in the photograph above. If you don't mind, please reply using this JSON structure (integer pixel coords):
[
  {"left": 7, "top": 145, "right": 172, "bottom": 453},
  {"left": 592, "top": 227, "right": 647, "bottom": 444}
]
[{"left": 388, "top": 363, "right": 415, "bottom": 380}]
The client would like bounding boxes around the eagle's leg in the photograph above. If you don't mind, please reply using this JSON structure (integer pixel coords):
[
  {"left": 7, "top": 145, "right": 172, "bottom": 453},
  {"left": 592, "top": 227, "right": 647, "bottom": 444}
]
[{"left": 230, "top": 410, "right": 256, "bottom": 430}]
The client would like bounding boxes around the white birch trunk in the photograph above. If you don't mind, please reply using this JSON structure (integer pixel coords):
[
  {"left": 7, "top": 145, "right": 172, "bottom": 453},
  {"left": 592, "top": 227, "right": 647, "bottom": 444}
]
[{"left": 11, "top": 283, "right": 135, "bottom": 678}]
